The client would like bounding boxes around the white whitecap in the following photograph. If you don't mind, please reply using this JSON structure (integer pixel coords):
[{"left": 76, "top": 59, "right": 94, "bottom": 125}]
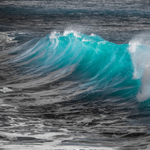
[
  {"left": 0, "top": 87, "right": 13, "bottom": 93},
  {"left": 63, "top": 30, "right": 81, "bottom": 38},
  {"left": 128, "top": 32, "right": 150, "bottom": 101}
]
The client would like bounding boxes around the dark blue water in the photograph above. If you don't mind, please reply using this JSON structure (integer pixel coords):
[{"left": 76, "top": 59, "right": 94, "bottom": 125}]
[{"left": 1, "top": 1, "right": 150, "bottom": 149}]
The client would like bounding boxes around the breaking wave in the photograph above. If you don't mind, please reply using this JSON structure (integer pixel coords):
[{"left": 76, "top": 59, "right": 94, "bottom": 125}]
[{"left": 6, "top": 30, "right": 150, "bottom": 102}]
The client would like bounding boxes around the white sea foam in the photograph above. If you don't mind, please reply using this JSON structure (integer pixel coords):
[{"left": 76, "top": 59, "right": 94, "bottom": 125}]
[
  {"left": 129, "top": 32, "right": 150, "bottom": 101},
  {"left": 0, "top": 32, "right": 16, "bottom": 45},
  {"left": 63, "top": 30, "right": 81, "bottom": 38},
  {"left": 91, "top": 33, "right": 95, "bottom": 36},
  {"left": 49, "top": 31, "right": 58, "bottom": 40},
  {"left": 49, "top": 31, "right": 59, "bottom": 50},
  {"left": 0, "top": 130, "right": 117, "bottom": 150},
  {"left": 0, "top": 87, "right": 13, "bottom": 93},
  {"left": 82, "top": 38, "right": 91, "bottom": 42}
]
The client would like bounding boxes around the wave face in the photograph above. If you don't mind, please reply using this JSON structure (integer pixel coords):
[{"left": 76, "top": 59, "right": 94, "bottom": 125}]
[{"left": 7, "top": 31, "right": 144, "bottom": 102}]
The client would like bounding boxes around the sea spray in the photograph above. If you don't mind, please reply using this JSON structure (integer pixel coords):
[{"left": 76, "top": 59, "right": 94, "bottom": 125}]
[{"left": 129, "top": 33, "right": 150, "bottom": 102}]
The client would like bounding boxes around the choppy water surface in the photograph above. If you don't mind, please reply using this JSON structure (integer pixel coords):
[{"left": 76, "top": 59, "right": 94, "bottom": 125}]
[{"left": 1, "top": 1, "right": 150, "bottom": 150}]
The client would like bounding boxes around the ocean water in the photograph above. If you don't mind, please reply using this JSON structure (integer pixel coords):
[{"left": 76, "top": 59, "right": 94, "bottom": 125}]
[{"left": 1, "top": 1, "right": 150, "bottom": 150}]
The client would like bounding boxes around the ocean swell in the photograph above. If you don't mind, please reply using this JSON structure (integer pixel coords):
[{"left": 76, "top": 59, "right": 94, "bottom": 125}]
[{"left": 7, "top": 30, "right": 150, "bottom": 102}]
